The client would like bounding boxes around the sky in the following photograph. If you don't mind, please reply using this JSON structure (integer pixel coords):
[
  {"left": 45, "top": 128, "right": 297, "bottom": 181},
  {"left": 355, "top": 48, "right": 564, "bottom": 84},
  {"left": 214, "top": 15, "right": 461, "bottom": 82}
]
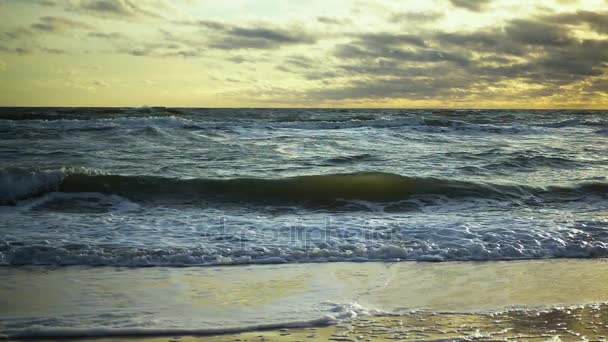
[{"left": 0, "top": 0, "right": 606, "bottom": 108}]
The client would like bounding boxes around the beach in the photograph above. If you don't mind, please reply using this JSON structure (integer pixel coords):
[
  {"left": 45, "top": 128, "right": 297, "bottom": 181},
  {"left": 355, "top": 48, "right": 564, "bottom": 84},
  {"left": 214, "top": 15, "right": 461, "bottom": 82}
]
[{"left": 2, "top": 259, "right": 608, "bottom": 340}]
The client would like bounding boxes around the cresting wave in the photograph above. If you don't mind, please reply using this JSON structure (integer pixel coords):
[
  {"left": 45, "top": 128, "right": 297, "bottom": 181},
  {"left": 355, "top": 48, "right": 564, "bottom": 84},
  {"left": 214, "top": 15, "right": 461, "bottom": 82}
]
[{"left": 1, "top": 168, "right": 607, "bottom": 206}]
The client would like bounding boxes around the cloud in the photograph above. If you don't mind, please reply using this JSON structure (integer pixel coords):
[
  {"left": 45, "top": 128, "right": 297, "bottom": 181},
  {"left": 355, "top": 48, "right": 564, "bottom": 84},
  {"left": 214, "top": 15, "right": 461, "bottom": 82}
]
[
  {"left": 174, "top": 18, "right": 319, "bottom": 50},
  {"left": 542, "top": 10, "right": 608, "bottom": 34},
  {"left": 30, "top": 16, "right": 93, "bottom": 33},
  {"left": 70, "top": 0, "right": 163, "bottom": 18},
  {"left": 120, "top": 41, "right": 203, "bottom": 58},
  {"left": 276, "top": 55, "right": 318, "bottom": 73},
  {"left": 333, "top": 33, "right": 470, "bottom": 66},
  {"left": 227, "top": 55, "right": 248, "bottom": 63},
  {"left": 0, "top": 44, "right": 65, "bottom": 55},
  {"left": 449, "top": 0, "right": 493, "bottom": 11},
  {"left": 92, "top": 80, "right": 109, "bottom": 87},
  {"left": 0, "top": 46, "right": 35, "bottom": 55},
  {"left": 284, "top": 55, "right": 316, "bottom": 69},
  {"left": 87, "top": 31, "right": 128, "bottom": 40},
  {"left": 299, "top": 12, "right": 608, "bottom": 103},
  {"left": 41, "top": 47, "right": 66, "bottom": 54},
  {"left": 317, "top": 16, "right": 351, "bottom": 25},
  {"left": 388, "top": 11, "right": 444, "bottom": 23},
  {"left": 207, "top": 26, "right": 317, "bottom": 50},
  {"left": 331, "top": 33, "right": 429, "bottom": 63},
  {"left": 0, "top": 27, "right": 36, "bottom": 41},
  {"left": 176, "top": 19, "right": 227, "bottom": 30},
  {"left": 212, "top": 27, "right": 316, "bottom": 49}
]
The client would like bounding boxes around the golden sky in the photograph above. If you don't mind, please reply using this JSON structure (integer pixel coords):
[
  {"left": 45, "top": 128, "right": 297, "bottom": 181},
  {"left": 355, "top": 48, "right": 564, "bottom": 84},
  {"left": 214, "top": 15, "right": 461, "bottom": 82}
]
[{"left": 0, "top": 0, "right": 606, "bottom": 108}]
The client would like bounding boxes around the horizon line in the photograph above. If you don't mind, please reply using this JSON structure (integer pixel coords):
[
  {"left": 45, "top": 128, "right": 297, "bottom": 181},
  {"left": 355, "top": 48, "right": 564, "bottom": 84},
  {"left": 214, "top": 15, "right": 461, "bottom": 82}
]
[{"left": 0, "top": 106, "right": 606, "bottom": 111}]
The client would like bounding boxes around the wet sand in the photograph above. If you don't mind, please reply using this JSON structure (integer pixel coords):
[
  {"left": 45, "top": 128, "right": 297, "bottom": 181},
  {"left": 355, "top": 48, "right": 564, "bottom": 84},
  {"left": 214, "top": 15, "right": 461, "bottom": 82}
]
[
  {"left": 2, "top": 259, "right": 608, "bottom": 341},
  {"left": 39, "top": 304, "right": 608, "bottom": 341}
]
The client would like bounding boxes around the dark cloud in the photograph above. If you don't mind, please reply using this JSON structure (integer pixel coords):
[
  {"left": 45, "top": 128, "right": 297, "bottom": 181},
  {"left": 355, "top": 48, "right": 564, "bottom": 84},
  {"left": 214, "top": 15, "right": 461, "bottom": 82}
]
[
  {"left": 584, "top": 76, "right": 608, "bottom": 93},
  {"left": 37, "top": 0, "right": 56, "bottom": 6},
  {"left": 71, "top": 0, "right": 161, "bottom": 18},
  {"left": 284, "top": 55, "right": 316, "bottom": 69},
  {"left": 120, "top": 41, "right": 203, "bottom": 58},
  {"left": 208, "top": 26, "right": 316, "bottom": 50},
  {"left": 191, "top": 20, "right": 227, "bottom": 30},
  {"left": 0, "top": 46, "right": 34, "bottom": 55},
  {"left": 304, "top": 13, "right": 608, "bottom": 102},
  {"left": 227, "top": 55, "right": 248, "bottom": 63},
  {"left": 0, "top": 43, "right": 66, "bottom": 55},
  {"left": 336, "top": 44, "right": 470, "bottom": 65},
  {"left": 174, "top": 18, "right": 318, "bottom": 50},
  {"left": 505, "top": 19, "right": 574, "bottom": 46},
  {"left": 276, "top": 55, "right": 318, "bottom": 73},
  {"left": 317, "top": 16, "right": 351, "bottom": 25},
  {"left": 87, "top": 32, "right": 128, "bottom": 40},
  {"left": 332, "top": 33, "right": 429, "bottom": 62},
  {"left": 449, "top": 0, "right": 493, "bottom": 11},
  {"left": 355, "top": 33, "right": 427, "bottom": 48},
  {"left": 41, "top": 47, "right": 65, "bottom": 54},
  {"left": 542, "top": 10, "right": 608, "bottom": 34},
  {"left": 1, "top": 28, "right": 36, "bottom": 41},
  {"left": 333, "top": 33, "right": 469, "bottom": 66},
  {"left": 0, "top": 0, "right": 57, "bottom": 6}
]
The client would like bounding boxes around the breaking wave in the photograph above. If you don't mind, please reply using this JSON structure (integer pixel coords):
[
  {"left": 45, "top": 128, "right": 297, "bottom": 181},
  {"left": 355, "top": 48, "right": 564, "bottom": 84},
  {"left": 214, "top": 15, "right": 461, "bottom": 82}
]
[{"left": 2, "top": 168, "right": 607, "bottom": 206}]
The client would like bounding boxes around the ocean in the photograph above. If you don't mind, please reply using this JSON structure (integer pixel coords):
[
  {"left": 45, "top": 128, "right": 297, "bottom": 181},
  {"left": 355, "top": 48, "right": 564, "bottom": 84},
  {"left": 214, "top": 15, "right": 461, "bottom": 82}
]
[{"left": 1, "top": 107, "right": 608, "bottom": 339}]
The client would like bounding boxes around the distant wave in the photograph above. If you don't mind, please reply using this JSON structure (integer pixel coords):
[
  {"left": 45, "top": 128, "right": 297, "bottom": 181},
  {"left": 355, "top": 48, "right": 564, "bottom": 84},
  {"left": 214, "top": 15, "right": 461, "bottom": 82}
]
[
  {"left": 2, "top": 168, "right": 607, "bottom": 207},
  {"left": 269, "top": 117, "right": 544, "bottom": 134},
  {"left": 1, "top": 113, "right": 549, "bottom": 135},
  {"left": 469, "top": 155, "right": 589, "bottom": 172},
  {"left": 0, "top": 115, "right": 203, "bottom": 130},
  {"left": 541, "top": 118, "right": 608, "bottom": 128},
  {"left": 324, "top": 154, "right": 377, "bottom": 164}
]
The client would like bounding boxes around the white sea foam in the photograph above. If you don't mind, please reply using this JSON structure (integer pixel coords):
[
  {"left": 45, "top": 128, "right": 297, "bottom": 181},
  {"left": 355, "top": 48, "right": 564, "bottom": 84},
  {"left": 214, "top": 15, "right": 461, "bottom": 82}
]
[
  {"left": 16, "top": 192, "right": 140, "bottom": 213},
  {"left": 1, "top": 229, "right": 607, "bottom": 266}
]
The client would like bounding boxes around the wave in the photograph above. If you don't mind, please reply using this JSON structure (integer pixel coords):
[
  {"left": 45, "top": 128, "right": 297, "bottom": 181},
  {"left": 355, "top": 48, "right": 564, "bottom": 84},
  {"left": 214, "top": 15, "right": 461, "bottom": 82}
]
[
  {"left": 541, "top": 118, "right": 608, "bottom": 128},
  {"left": 1, "top": 115, "right": 203, "bottom": 130},
  {"left": 0, "top": 107, "right": 177, "bottom": 121},
  {"left": 473, "top": 155, "right": 587, "bottom": 171},
  {"left": 2, "top": 169, "right": 607, "bottom": 207},
  {"left": 1, "top": 317, "right": 336, "bottom": 340},
  {"left": 270, "top": 117, "right": 543, "bottom": 134},
  {"left": 324, "top": 154, "right": 377, "bottom": 164}
]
